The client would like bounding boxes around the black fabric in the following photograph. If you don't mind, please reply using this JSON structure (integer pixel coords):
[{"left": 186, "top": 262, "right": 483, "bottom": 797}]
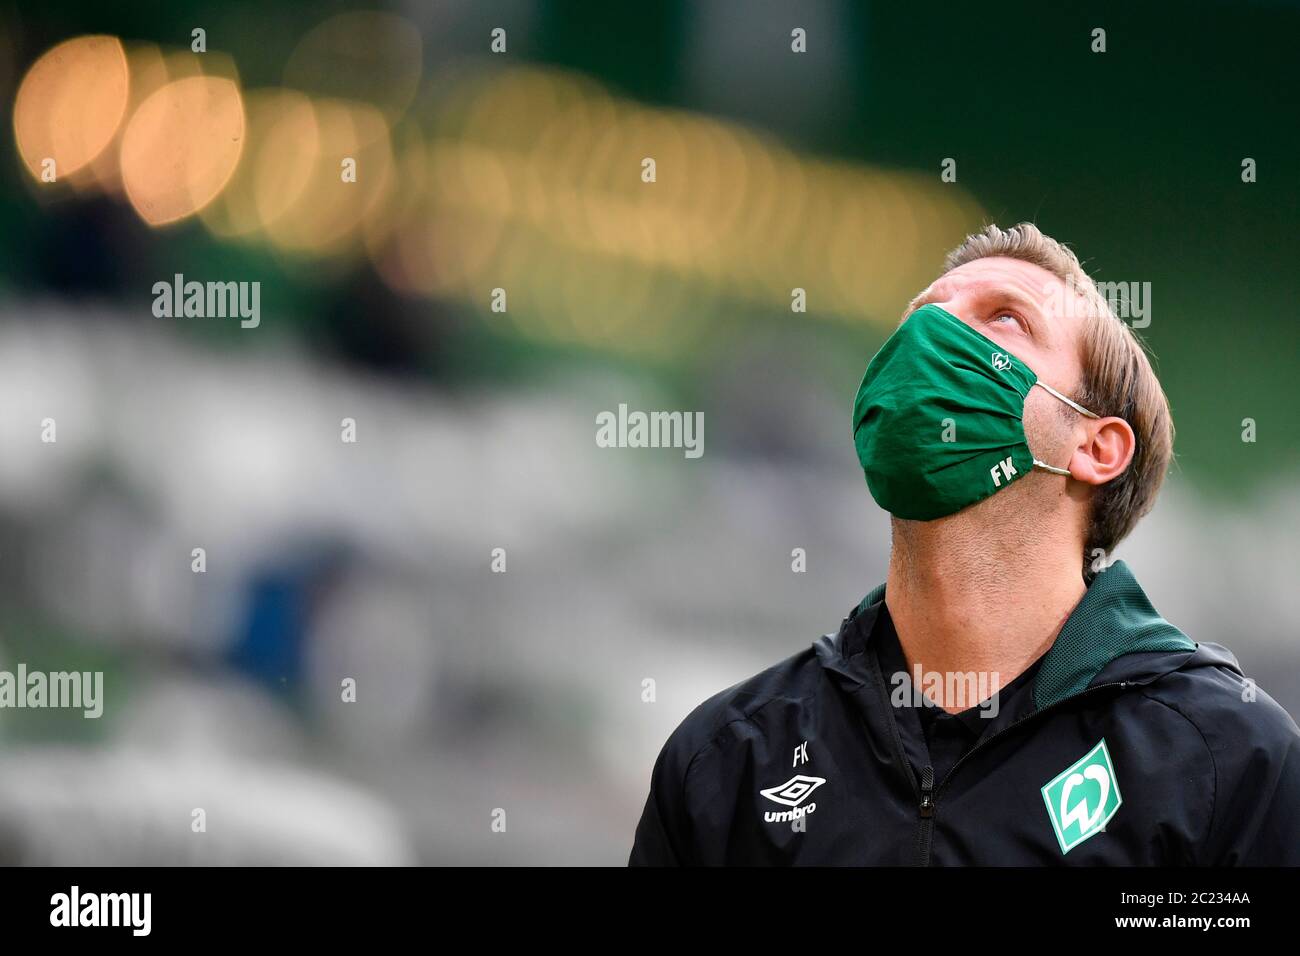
[{"left": 871, "top": 601, "right": 1045, "bottom": 785}]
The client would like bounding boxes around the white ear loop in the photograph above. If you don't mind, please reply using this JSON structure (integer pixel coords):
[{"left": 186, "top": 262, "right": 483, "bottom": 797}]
[
  {"left": 1033, "top": 381, "right": 1100, "bottom": 419},
  {"left": 1030, "top": 381, "right": 1101, "bottom": 478}
]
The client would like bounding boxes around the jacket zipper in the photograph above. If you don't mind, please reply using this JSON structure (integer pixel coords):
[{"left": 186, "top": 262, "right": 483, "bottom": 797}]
[
  {"left": 917, "top": 765, "right": 935, "bottom": 864},
  {"left": 866, "top": 646, "right": 931, "bottom": 864}
]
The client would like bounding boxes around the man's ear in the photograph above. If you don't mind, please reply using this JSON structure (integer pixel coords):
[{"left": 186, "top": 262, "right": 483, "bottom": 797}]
[{"left": 1069, "top": 416, "right": 1135, "bottom": 486}]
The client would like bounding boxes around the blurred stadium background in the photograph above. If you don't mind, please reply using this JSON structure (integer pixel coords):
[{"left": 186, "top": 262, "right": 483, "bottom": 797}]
[{"left": 0, "top": 1, "right": 1296, "bottom": 864}]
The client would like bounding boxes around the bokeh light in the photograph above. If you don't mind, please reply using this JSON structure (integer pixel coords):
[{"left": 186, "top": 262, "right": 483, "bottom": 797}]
[
  {"left": 120, "top": 75, "right": 245, "bottom": 226},
  {"left": 13, "top": 35, "right": 129, "bottom": 183},
  {"left": 283, "top": 11, "right": 423, "bottom": 123}
]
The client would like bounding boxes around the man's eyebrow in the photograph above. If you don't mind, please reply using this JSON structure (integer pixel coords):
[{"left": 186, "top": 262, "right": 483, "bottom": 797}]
[
  {"left": 983, "top": 285, "right": 1047, "bottom": 333},
  {"left": 956, "top": 278, "right": 1040, "bottom": 311},
  {"left": 990, "top": 285, "right": 1041, "bottom": 310},
  {"left": 899, "top": 280, "right": 1048, "bottom": 334}
]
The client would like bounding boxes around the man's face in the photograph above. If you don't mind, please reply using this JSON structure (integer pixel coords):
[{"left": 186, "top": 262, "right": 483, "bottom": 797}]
[{"left": 904, "top": 256, "right": 1095, "bottom": 507}]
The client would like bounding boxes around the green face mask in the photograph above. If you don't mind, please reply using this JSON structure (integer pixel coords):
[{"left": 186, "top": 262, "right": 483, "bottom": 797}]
[{"left": 852, "top": 303, "right": 1100, "bottom": 520}]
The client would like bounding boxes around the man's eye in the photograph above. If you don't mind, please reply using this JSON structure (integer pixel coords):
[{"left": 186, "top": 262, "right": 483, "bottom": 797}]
[{"left": 993, "top": 313, "right": 1018, "bottom": 324}]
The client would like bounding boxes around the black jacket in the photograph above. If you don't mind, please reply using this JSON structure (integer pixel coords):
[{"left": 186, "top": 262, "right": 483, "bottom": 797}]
[{"left": 628, "top": 561, "right": 1300, "bottom": 865}]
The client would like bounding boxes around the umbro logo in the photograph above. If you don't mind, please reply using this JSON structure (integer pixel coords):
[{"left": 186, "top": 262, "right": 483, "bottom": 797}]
[{"left": 759, "top": 774, "right": 825, "bottom": 823}]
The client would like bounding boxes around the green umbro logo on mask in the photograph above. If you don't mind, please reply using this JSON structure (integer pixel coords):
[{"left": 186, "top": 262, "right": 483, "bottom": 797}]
[{"left": 1040, "top": 738, "right": 1123, "bottom": 854}]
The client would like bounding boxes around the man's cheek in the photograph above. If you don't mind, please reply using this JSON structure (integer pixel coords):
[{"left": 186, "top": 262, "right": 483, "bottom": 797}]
[{"left": 1022, "top": 395, "right": 1073, "bottom": 464}]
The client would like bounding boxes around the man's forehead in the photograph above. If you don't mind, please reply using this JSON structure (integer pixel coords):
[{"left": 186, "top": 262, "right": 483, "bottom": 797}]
[{"left": 927, "top": 257, "right": 1067, "bottom": 304}]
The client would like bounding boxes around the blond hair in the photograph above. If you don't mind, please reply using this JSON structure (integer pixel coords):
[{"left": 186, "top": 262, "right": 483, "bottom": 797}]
[{"left": 942, "top": 223, "right": 1174, "bottom": 566}]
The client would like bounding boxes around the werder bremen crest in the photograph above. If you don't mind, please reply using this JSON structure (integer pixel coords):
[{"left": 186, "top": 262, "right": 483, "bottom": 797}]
[{"left": 1040, "top": 738, "right": 1123, "bottom": 854}]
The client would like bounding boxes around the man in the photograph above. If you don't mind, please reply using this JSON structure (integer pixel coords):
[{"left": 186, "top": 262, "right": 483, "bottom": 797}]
[{"left": 628, "top": 223, "right": 1300, "bottom": 865}]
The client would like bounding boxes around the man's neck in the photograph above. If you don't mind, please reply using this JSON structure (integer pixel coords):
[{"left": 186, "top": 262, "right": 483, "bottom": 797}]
[{"left": 885, "top": 514, "right": 1087, "bottom": 713}]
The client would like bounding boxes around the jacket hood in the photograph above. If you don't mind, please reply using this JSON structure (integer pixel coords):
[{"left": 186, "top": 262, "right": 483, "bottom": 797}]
[{"left": 816, "top": 559, "right": 1206, "bottom": 712}]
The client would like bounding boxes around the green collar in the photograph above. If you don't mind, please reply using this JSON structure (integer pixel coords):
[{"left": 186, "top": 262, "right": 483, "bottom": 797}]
[{"left": 854, "top": 560, "right": 1195, "bottom": 711}]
